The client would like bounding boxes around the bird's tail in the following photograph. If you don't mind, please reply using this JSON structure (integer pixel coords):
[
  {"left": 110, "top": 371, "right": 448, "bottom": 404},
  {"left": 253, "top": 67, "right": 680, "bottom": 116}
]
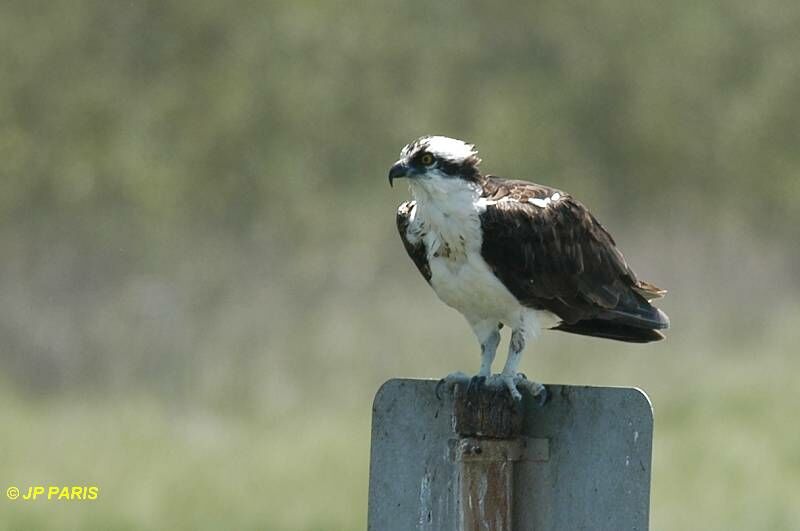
[
  {"left": 552, "top": 292, "right": 670, "bottom": 343},
  {"left": 552, "top": 319, "right": 666, "bottom": 343}
]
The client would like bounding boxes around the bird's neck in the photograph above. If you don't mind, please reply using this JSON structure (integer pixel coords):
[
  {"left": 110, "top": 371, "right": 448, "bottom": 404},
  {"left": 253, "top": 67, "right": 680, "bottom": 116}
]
[
  {"left": 409, "top": 176, "right": 484, "bottom": 211},
  {"left": 409, "top": 177, "right": 485, "bottom": 258}
]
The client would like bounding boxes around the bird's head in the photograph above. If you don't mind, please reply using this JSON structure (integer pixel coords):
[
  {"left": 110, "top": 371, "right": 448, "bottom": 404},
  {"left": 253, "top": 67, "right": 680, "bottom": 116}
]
[{"left": 388, "top": 136, "right": 482, "bottom": 192}]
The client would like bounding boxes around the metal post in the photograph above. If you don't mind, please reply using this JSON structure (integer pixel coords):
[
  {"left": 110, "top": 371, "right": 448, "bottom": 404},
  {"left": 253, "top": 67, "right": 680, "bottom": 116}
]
[
  {"left": 454, "top": 437, "right": 523, "bottom": 530},
  {"left": 452, "top": 383, "right": 524, "bottom": 531}
]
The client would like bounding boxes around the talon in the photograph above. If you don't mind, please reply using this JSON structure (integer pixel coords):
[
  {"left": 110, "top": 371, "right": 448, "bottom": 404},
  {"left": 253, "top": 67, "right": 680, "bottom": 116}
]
[
  {"left": 533, "top": 386, "right": 549, "bottom": 407},
  {"left": 467, "top": 375, "right": 486, "bottom": 394},
  {"left": 435, "top": 372, "right": 471, "bottom": 400},
  {"left": 515, "top": 376, "right": 548, "bottom": 407},
  {"left": 501, "top": 374, "right": 522, "bottom": 401},
  {"left": 435, "top": 378, "right": 446, "bottom": 400}
]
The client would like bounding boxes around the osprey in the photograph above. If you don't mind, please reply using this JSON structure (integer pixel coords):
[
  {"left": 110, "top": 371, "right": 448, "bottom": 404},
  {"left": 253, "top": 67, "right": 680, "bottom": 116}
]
[{"left": 389, "top": 135, "right": 669, "bottom": 403}]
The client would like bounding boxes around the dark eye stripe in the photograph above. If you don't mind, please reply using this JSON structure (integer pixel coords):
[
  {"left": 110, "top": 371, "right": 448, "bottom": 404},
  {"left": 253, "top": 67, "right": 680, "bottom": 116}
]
[
  {"left": 409, "top": 150, "right": 480, "bottom": 182},
  {"left": 443, "top": 159, "right": 480, "bottom": 181}
]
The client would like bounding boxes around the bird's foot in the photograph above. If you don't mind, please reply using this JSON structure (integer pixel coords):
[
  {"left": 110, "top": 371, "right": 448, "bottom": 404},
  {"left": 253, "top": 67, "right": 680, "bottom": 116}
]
[
  {"left": 436, "top": 371, "right": 547, "bottom": 406},
  {"left": 435, "top": 372, "right": 488, "bottom": 399},
  {"left": 485, "top": 372, "right": 548, "bottom": 405}
]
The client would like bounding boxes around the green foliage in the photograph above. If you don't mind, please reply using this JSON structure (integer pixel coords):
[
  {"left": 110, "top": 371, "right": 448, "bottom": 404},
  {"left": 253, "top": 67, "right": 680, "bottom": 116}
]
[{"left": 2, "top": 1, "right": 799, "bottom": 231}]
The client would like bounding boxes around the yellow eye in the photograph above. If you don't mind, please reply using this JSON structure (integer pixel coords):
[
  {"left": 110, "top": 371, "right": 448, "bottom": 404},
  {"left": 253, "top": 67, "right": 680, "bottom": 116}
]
[{"left": 420, "top": 153, "right": 434, "bottom": 165}]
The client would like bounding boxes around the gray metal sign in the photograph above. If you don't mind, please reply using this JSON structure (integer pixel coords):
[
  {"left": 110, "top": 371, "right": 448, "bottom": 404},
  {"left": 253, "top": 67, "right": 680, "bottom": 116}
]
[{"left": 368, "top": 379, "right": 653, "bottom": 530}]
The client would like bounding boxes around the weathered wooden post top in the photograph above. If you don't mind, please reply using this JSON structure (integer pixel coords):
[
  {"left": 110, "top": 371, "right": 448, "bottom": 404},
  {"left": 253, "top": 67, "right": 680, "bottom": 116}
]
[{"left": 368, "top": 379, "right": 653, "bottom": 530}]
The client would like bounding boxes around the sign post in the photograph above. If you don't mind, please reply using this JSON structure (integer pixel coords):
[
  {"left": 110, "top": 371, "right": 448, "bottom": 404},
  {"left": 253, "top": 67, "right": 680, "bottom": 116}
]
[{"left": 368, "top": 379, "right": 653, "bottom": 531}]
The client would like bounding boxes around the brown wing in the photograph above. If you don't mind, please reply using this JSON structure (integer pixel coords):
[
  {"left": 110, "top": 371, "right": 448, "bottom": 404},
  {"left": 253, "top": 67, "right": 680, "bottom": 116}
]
[
  {"left": 479, "top": 177, "right": 668, "bottom": 333},
  {"left": 396, "top": 201, "right": 431, "bottom": 283}
]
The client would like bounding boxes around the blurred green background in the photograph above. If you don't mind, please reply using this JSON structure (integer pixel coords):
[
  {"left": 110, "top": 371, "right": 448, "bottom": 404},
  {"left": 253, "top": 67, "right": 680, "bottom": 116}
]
[{"left": 1, "top": 1, "right": 799, "bottom": 529}]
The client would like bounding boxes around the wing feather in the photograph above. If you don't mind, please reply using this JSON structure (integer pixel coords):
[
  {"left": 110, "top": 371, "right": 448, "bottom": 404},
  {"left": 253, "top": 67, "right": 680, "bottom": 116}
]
[
  {"left": 396, "top": 201, "right": 431, "bottom": 283},
  {"left": 479, "top": 177, "right": 668, "bottom": 330}
]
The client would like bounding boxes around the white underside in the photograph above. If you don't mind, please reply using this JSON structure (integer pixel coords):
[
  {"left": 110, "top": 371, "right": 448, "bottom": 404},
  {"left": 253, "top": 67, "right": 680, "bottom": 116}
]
[
  {"left": 428, "top": 245, "right": 557, "bottom": 334},
  {"left": 407, "top": 178, "right": 558, "bottom": 339}
]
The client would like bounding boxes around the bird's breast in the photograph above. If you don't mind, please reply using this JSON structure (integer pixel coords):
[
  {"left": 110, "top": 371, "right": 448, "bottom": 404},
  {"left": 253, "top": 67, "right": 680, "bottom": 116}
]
[
  {"left": 411, "top": 195, "right": 524, "bottom": 323},
  {"left": 428, "top": 247, "right": 523, "bottom": 322}
]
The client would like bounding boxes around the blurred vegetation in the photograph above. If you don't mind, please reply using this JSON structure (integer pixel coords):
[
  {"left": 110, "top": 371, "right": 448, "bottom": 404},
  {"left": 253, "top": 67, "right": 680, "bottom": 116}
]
[{"left": 1, "top": 0, "right": 799, "bottom": 529}]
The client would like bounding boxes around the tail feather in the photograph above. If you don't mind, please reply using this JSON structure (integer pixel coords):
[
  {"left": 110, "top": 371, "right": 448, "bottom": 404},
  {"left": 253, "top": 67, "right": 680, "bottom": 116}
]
[
  {"left": 599, "top": 305, "right": 670, "bottom": 330},
  {"left": 633, "top": 280, "right": 667, "bottom": 301},
  {"left": 552, "top": 296, "right": 670, "bottom": 343},
  {"left": 552, "top": 320, "right": 666, "bottom": 343}
]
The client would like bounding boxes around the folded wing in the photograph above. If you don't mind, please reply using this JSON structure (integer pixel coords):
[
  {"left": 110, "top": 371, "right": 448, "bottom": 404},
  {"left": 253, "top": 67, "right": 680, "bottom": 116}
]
[
  {"left": 396, "top": 201, "right": 431, "bottom": 283},
  {"left": 478, "top": 177, "right": 669, "bottom": 342}
]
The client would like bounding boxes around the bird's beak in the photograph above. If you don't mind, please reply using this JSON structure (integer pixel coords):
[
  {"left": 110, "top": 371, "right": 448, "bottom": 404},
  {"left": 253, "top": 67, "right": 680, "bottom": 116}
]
[{"left": 388, "top": 161, "right": 410, "bottom": 188}]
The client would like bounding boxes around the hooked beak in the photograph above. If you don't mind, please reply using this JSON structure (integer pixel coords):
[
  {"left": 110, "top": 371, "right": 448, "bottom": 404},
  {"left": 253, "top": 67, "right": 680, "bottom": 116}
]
[{"left": 388, "top": 161, "right": 410, "bottom": 188}]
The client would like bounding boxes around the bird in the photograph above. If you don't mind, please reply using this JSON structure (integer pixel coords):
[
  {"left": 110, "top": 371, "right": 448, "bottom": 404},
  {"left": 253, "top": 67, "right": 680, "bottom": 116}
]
[{"left": 388, "top": 135, "right": 669, "bottom": 404}]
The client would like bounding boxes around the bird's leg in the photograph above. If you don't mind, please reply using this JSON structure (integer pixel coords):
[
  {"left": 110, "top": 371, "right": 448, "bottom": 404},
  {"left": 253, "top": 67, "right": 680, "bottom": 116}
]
[
  {"left": 476, "top": 322, "right": 502, "bottom": 378},
  {"left": 436, "top": 321, "right": 501, "bottom": 399},
  {"left": 496, "top": 328, "right": 547, "bottom": 404}
]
